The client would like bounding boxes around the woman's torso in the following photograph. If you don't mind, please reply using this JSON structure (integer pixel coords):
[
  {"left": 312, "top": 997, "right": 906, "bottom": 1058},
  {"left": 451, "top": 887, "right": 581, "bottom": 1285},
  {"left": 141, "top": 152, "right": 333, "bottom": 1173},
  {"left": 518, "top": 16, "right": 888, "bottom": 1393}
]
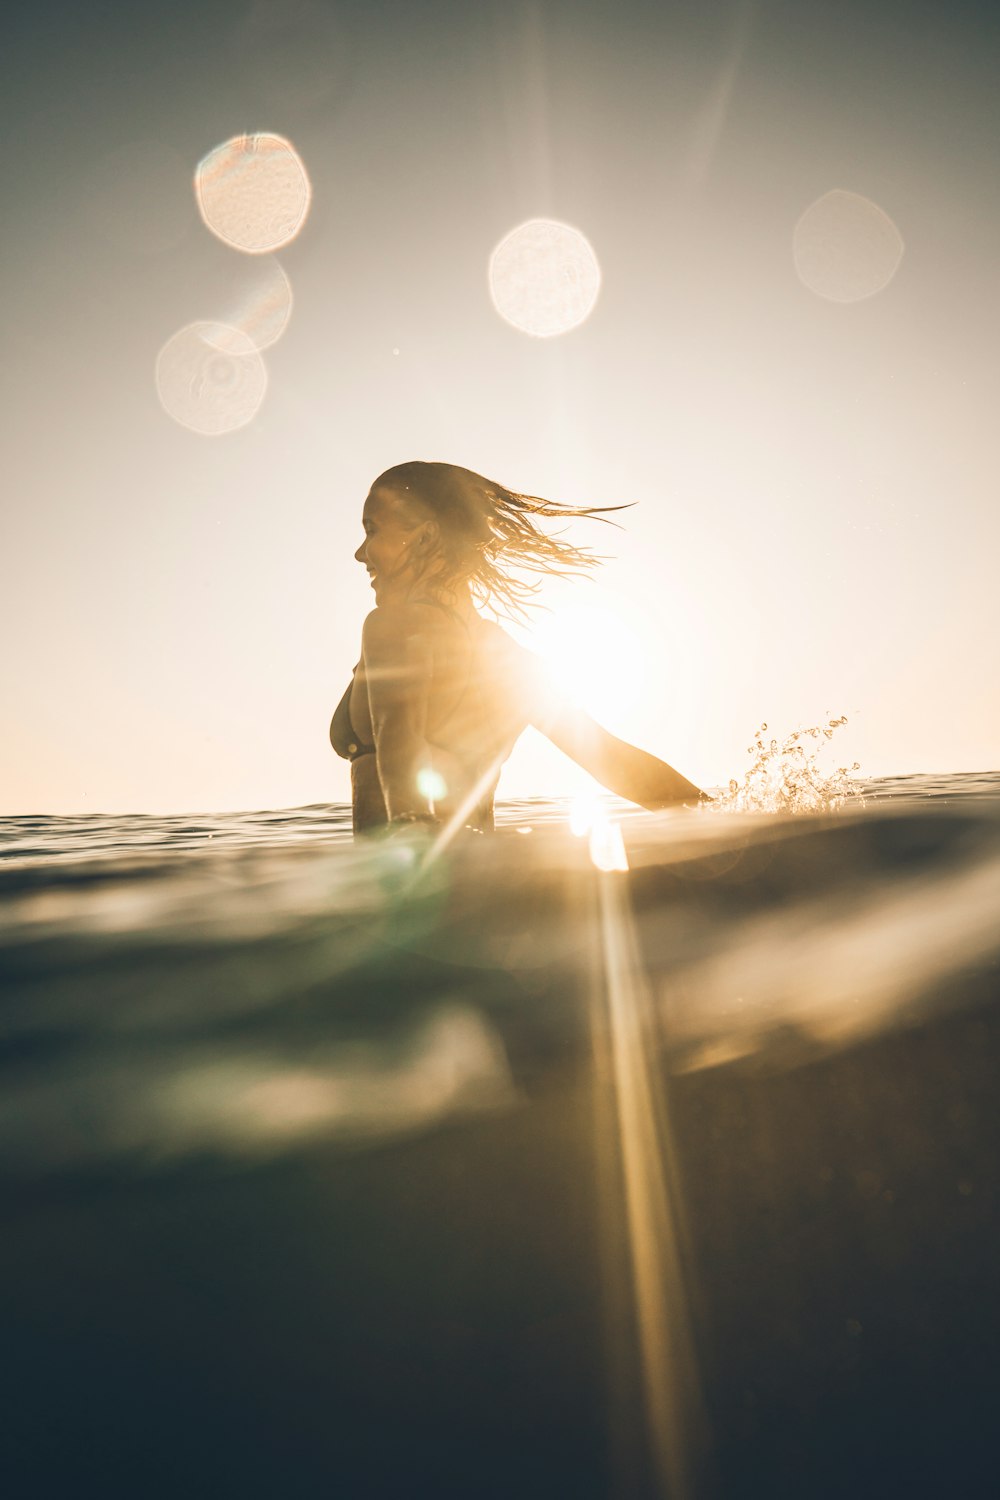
[{"left": 342, "top": 606, "right": 540, "bottom": 827}]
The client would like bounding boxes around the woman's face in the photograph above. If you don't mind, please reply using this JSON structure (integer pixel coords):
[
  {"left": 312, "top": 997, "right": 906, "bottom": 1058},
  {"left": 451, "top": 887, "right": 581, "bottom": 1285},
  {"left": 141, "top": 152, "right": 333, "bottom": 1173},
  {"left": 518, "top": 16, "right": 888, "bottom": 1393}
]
[{"left": 355, "top": 486, "right": 426, "bottom": 605}]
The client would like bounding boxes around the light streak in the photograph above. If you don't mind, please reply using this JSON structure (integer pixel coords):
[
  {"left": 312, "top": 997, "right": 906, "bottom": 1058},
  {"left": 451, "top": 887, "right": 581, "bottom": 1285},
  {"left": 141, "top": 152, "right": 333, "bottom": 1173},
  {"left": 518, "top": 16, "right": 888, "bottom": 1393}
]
[
  {"left": 595, "top": 855, "right": 707, "bottom": 1498},
  {"left": 417, "top": 748, "right": 511, "bottom": 871}
]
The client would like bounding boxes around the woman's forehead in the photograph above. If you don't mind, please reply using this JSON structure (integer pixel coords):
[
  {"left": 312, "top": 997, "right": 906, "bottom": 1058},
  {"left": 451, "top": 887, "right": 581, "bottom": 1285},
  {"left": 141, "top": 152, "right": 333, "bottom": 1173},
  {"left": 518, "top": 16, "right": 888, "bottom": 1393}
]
[{"left": 363, "top": 484, "right": 417, "bottom": 522}]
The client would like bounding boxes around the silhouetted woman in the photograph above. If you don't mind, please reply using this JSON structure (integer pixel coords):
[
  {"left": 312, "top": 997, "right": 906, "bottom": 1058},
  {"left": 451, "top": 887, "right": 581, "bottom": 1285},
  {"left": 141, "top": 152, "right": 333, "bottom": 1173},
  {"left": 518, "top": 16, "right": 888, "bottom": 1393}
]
[{"left": 331, "top": 462, "right": 706, "bottom": 834}]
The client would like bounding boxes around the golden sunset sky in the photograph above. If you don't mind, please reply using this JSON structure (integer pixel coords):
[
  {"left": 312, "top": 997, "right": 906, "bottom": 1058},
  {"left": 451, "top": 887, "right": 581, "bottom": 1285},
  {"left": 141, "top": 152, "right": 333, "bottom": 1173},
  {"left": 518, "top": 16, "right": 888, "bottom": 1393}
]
[{"left": 3, "top": 0, "right": 998, "bottom": 812}]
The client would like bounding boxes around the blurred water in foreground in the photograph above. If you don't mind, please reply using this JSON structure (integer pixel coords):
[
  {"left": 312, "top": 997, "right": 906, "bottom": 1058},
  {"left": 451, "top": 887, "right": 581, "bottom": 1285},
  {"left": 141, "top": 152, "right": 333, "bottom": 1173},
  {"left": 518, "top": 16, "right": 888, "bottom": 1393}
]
[{"left": 2, "top": 772, "right": 999, "bottom": 1497}]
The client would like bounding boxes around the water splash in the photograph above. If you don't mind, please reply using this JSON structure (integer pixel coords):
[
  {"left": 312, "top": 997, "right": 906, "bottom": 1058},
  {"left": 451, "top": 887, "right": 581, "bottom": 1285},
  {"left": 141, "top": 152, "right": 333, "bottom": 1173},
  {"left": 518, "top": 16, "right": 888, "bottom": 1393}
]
[{"left": 714, "top": 716, "right": 864, "bottom": 814}]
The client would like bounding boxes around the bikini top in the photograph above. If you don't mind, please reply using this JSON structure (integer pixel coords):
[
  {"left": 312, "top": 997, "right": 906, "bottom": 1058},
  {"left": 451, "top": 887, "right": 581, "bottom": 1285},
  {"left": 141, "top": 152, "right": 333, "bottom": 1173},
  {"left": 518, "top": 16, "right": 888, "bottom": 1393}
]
[{"left": 329, "top": 668, "right": 372, "bottom": 762}]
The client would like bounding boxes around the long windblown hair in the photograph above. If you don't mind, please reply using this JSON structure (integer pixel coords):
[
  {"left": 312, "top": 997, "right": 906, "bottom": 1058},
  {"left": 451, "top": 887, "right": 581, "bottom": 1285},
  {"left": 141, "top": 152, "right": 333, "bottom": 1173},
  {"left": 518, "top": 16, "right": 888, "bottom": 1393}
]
[{"left": 374, "top": 461, "right": 628, "bottom": 619}]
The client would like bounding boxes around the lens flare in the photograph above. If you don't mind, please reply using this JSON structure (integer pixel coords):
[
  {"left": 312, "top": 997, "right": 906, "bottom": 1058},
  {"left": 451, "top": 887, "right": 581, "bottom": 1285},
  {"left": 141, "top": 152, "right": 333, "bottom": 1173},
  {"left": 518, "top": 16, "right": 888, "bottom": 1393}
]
[
  {"left": 489, "top": 218, "right": 601, "bottom": 337},
  {"left": 155, "top": 320, "right": 267, "bottom": 436},
  {"left": 593, "top": 863, "right": 705, "bottom": 1495},
  {"left": 228, "top": 255, "right": 293, "bottom": 351},
  {"left": 195, "top": 132, "right": 311, "bottom": 254},
  {"left": 569, "top": 797, "right": 630, "bottom": 871},
  {"left": 416, "top": 767, "right": 448, "bottom": 804},
  {"left": 590, "top": 817, "right": 629, "bottom": 874},
  {"left": 793, "top": 189, "right": 904, "bottom": 303},
  {"left": 570, "top": 794, "right": 599, "bottom": 837}
]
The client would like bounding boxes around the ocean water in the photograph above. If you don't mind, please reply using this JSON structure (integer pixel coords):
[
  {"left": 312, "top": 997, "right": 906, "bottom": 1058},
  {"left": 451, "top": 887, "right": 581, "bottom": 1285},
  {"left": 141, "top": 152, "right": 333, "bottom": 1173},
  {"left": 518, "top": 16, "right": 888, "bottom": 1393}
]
[
  {"left": 2, "top": 769, "right": 996, "bottom": 869},
  {"left": 2, "top": 770, "right": 999, "bottom": 1498}
]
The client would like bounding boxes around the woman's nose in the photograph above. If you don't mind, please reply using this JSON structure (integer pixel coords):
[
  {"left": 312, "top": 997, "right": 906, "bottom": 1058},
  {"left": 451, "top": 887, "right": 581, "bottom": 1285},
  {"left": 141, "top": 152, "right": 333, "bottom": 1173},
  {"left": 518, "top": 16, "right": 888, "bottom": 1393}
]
[{"left": 354, "top": 540, "right": 366, "bottom": 563}]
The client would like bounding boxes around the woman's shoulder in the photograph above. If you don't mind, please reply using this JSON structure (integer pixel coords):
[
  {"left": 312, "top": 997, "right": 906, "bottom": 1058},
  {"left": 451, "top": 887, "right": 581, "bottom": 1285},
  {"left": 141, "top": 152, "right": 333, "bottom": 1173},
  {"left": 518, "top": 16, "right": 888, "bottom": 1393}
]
[
  {"left": 473, "top": 619, "right": 550, "bottom": 701},
  {"left": 362, "top": 600, "right": 453, "bottom": 644},
  {"left": 473, "top": 616, "right": 535, "bottom": 664}
]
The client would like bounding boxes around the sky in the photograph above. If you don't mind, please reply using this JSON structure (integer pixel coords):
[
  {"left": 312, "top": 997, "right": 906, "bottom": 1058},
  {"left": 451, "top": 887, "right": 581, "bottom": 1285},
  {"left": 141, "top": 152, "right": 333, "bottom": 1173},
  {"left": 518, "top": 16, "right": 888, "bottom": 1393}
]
[{"left": 2, "top": 0, "right": 998, "bottom": 814}]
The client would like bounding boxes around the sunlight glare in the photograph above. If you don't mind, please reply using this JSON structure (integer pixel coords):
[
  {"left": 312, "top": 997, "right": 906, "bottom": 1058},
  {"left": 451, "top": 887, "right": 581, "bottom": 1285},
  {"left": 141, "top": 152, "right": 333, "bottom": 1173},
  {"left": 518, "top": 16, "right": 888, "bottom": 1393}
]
[
  {"left": 489, "top": 218, "right": 601, "bottom": 337},
  {"left": 156, "top": 320, "right": 267, "bottom": 435},
  {"left": 591, "top": 817, "right": 629, "bottom": 873},
  {"left": 569, "top": 795, "right": 629, "bottom": 871},
  {"left": 570, "top": 792, "right": 600, "bottom": 837},
  {"left": 195, "top": 132, "right": 311, "bottom": 254},
  {"left": 793, "top": 189, "right": 904, "bottom": 303},
  {"left": 530, "top": 602, "right": 646, "bottom": 722}
]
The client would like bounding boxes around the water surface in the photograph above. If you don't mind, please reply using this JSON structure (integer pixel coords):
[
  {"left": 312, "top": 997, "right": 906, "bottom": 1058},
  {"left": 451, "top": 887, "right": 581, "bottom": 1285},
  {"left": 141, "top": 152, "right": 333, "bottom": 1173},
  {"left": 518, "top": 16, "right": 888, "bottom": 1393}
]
[{"left": 2, "top": 773, "right": 998, "bottom": 1498}]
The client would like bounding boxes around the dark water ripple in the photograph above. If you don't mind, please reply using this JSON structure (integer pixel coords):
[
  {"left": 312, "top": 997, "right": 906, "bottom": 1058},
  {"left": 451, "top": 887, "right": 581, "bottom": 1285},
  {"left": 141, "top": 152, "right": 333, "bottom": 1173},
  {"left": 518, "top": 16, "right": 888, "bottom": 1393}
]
[
  {"left": 1, "top": 773, "right": 998, "bottom": 1169},
  {"left": 2, "top": 773, "right": 1000, "bottom": 1497},
  {"left": 2, "top": 773, "right": 995, "bottom": 871}
]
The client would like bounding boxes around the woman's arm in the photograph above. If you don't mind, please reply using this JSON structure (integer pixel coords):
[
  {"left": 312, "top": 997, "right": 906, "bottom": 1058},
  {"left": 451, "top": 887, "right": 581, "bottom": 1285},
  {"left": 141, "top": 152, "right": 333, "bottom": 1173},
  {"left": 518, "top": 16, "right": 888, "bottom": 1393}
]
[
  {"left": 493, "top": 632, "right": 705, "bottom": 808},
  {"left": 361, "top": 606, "right": 436, "bottom": 821},
  {"left": 534, "top": 697, "right": 707, "bottom": 809}
]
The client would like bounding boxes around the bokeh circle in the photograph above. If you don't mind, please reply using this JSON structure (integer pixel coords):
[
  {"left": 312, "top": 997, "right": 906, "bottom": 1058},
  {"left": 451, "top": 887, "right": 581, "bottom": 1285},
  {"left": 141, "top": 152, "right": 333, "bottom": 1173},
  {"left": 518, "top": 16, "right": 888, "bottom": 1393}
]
[
  {"left": 489, "top": 218, "right": 601, "bottom": 338},
  {"left": 156, "top": 321, "right": 268, "bottom": 436},
  {"left": 793, "top": 189, "right": 904, "bottom": 303},
  {"left": 229, "top": 257, "right": 294, "bottom": 351},
  {"left": 195, "top": 133, "right": 311, "bottom": 254}
]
